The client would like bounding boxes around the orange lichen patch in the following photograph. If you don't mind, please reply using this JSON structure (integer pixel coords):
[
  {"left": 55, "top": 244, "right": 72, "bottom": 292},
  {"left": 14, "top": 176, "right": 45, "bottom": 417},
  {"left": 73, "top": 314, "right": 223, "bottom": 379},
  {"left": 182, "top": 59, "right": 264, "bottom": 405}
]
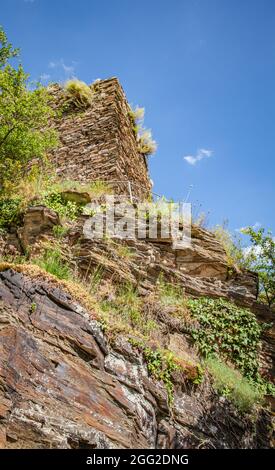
[{"left": 0, "top": 262, "right": 99, "bottom": 318}]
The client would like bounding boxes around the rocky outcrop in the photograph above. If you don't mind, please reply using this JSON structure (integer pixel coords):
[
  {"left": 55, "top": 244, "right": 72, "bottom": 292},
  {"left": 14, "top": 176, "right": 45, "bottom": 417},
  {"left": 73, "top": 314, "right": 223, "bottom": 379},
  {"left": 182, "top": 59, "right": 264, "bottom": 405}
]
[
  {"left": 69, "top": 217, "right": 258, "bottom": 309},
  {"left": 0, "top": 268, "right": 272, "bottom": 449},
  {"left": 4, "top": 204, "right": 273, "bottom": 381},
  {"left": 18, "top": 206, "right": 60, "bottom": 251}
]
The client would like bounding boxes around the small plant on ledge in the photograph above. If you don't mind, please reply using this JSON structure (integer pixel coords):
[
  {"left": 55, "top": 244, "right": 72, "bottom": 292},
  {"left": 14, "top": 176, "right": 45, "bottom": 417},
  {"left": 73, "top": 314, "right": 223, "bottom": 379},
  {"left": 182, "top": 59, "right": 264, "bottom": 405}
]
[
  {"left": 137, "top": 129, "right": 157, "bottom": 156},
  {"left": 64, "top": 79, "right": 94, "bottom": 110},
  {"left": 128, "top": 104, "right": 157, "bottom": 156}
]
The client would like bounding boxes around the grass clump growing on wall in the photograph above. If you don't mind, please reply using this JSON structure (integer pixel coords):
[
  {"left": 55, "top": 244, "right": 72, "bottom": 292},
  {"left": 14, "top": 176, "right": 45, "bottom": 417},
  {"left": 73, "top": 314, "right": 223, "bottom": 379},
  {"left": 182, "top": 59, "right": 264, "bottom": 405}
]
[
  {"left": 64, "top": 79, "right": 94, "bottom": 110},
  {"left": 137, "top": 129, "right": 157, "bottom": 156},
  {"left": 128, "top": 104, "right": 157, "bottom": 156}
]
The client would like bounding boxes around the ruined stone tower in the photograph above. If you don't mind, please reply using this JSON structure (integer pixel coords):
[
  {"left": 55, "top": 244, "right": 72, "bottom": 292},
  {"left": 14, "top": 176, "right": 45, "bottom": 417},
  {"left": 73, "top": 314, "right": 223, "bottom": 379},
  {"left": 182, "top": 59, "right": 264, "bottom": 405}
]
[{"left": 49, "top": 78, "right": 152, "bottom": 200}]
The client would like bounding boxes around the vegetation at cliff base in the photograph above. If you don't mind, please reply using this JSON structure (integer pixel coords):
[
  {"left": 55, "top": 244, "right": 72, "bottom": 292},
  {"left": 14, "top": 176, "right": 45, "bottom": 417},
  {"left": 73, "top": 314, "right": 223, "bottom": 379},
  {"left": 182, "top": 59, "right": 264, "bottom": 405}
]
[
  {"left": 206, "top": 358, "right": 263, "bottom": 412},
  {"left": 188, "top": 297, "right": 262, "bottom": 380}
]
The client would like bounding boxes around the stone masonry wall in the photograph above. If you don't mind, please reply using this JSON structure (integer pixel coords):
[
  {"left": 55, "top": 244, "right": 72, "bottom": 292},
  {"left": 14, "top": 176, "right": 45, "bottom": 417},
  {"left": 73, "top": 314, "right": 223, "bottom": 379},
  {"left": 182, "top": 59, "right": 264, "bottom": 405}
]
[{"left": 49, "top": 78, "right": 151, "bottom": 200}]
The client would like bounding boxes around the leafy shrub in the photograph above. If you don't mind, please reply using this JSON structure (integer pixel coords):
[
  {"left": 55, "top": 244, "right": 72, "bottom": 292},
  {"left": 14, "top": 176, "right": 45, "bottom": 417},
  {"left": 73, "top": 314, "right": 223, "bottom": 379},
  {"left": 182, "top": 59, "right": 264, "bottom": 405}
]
[
  {"left": 0, "top": 197, "right": 22, "bottom": 229},
  {"left": 64, "top": 79, "right": 94, "bottom": 110},
  {"left": 34, "top": 247, "right": 71, "bottom": 280},
  {"left": 129, "top": 339, "right": 179, "bottom": 404},
  {"left": 143, "top": 347, "right": 178, "bottom": 404},
  {"left": 41, "top": 192, "right": 81, "bottom": 221},
  {"left": 188, "top": 297, "right": 262, "bottom": 380},
  {"left": 206, "top": 358, "right": 262, "bottom": 412}
]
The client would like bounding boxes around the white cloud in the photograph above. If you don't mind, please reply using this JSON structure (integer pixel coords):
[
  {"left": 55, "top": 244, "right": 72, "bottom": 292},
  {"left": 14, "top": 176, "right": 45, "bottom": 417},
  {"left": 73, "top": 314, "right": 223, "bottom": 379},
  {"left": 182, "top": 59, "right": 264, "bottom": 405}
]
[
  {"left": 184, "top": 148, "right": 213, "bottom": 165},
  {"left": 48, "top": 59, "right": 76, "bottom": 76}
]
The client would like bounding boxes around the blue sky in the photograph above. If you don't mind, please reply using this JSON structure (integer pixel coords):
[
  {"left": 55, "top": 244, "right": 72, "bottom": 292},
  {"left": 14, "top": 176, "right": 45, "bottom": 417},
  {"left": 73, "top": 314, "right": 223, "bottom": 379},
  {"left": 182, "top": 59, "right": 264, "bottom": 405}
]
[{"left": 1, "top": 0, "right": 275, "bottom": 235}]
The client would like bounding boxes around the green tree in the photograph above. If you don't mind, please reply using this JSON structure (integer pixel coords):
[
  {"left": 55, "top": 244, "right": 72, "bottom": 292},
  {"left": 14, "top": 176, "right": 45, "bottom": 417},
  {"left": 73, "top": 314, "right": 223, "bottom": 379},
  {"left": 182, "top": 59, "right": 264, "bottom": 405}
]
[
  {"left": 242, "top": 227, "right": 275, "bottom": 308},
  {"left": 213, "top": 221, "right": 253, "bottom": 269},
  {"left": 0, "top": 27, "right": 57, "bottom": 191},
  {"left": 0, "top": 27, "right": 19, "bottom": 67}
]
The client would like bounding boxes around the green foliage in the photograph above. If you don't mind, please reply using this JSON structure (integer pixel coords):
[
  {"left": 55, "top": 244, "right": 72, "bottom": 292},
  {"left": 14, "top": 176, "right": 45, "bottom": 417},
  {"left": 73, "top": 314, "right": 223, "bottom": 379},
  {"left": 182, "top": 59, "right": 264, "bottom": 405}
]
[
  {"left": 241, "top": 227, "right": 275, "bottom": 308},
  {"left": 206, "top": 358, "right": 263, "bottom": 412},
  {"left": 0, "top": 29, "right": 58, "bottom": 190},
  {"left": 41, "top": 192, "right": 81, "bottom": 221},
  {"left": 193, "top": 363, "right": 204, "bottom": 385},
  {"left": 188, "top": 297, "right": 262, "bottom": 380},
  {"left": 30, "top": 302, "right": 37, "bottom": 314},
  {"left": 144, "top": 348, "right": 178, "bottom": 404},
  {"left": 0, "top": 196, "right": 22, "bottom": 229},
  {"left": 52, "top": 225, "right": 68, "bottom": 239},
  {"left": 0, "top": 26, "right": 19, "bottom": 68},
  {"left": 64, "top": 79, "right": 94, "bottom": 110},
  {"left": 129, "top": 339, "right": 179, "bottom": 404},
  {"left": 213, "top": 223, "right": 251, "bottom": 269},
  {"left": 34, "top": 247, "right": 71, "bottom": 280}
]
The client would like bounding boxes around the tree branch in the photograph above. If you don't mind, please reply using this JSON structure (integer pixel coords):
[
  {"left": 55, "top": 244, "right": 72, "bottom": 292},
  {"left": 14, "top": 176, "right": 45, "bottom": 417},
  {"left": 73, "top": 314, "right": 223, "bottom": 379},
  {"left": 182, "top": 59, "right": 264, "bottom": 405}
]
[{"left": 0, "top": 126, "right": 16, "bottom": 147}]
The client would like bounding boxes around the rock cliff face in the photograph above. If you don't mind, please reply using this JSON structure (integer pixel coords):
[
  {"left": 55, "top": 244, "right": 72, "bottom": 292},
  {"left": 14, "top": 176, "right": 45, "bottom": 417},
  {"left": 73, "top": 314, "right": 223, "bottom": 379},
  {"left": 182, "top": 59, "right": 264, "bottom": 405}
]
[
  {"left": 0, "top": 269, "right": 272, "bottom": 449},
  {"left": 0, "top": 77, "right": 274, "bottom": 449}
]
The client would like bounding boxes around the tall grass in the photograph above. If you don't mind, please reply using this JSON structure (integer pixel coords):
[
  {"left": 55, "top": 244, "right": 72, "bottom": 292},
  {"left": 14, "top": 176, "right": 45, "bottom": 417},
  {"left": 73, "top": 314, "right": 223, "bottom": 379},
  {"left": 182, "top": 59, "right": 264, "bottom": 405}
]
[
  {"left": 206, "top": 358, "right": 262, "bottom": 412},
  {"left": 34, "top": 248, "right": 71, "bottom": 280}
]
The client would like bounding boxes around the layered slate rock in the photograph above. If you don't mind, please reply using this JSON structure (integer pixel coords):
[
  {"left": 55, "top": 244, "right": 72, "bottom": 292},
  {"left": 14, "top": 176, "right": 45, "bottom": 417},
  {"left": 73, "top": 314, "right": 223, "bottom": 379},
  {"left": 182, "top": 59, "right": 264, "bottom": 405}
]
[
  {"left": 0, "top": 269, "right": 272, "bottom": 449},
  {"left": 18, "top": 206, "right": 60, "bottom": 251}
]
